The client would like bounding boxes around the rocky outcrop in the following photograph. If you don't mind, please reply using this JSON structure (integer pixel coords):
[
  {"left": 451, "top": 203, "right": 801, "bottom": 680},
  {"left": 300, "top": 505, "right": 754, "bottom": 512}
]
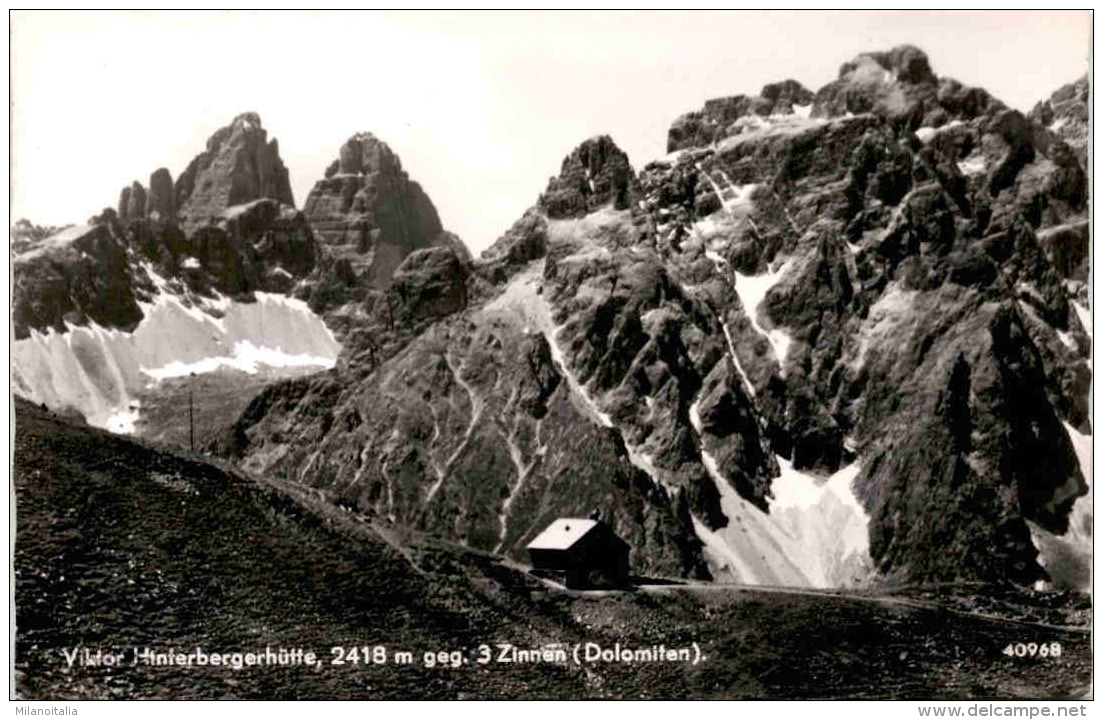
[
  {"left": 183, "top": 198, "right": 318, "bottom": 296},
  {"left": 811, "top": 45, "right": 1004, "bottom": 130},
  {"left": 117, "top": 186, "right": 131, "bottom": 221},
  {"left": 668, "top": 45, "right": 1008, "bottom": 149},
  {"left": 126, "top": 182, "right": 147, "bottom": 221},
  {"left": 668, "top": 80, "right": 815, "bottom": 152},
  {"left": 12, "top": 224, "right": 144, "bottom": 339},
  {"left": 298, "top": 132, "right": 470, "bottom": 318},
  {"left": 221, "top": 56, "right": 1090, "bottom": 589},
  {"left": 479, "top": 209, "right": 548, "bottom": 280},
  {"left": 13, "top": 196, "right": 321, "bottom": 341},
  {"left": 1029, "top": 74, "right": 1089, "bottom": 169},
  {"left": 13, "top": 114, "right": 320, "bottom": 341},
  {"left": 145, "top": 167, "right": 175, "bottom": 220},
  {"left": 9, "top": 219, "right": 68, "bottom": 256},
  {"left": 539, "top": 135, "right": 636, "bottom": 218},
  {"left": 175, "top": 112, "right": 295, "bottom": 227},
  {"left": 118, "top": 181, "right": 148, "bottom": 223},
  {"left": 12, "top": 53, "right": 1090, "bottom": 590},
  {"left": 389, "top": 246, "right": 469, "bottom": 321}
]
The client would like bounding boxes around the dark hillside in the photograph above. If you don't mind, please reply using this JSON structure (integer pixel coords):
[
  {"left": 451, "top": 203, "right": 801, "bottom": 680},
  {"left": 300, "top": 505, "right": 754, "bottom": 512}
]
[{"left": 13, "top": 399, "right": 1091, "bottom": 699}]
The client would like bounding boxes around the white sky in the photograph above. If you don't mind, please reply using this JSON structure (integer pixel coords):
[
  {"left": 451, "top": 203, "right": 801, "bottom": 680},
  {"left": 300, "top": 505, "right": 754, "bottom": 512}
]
[{"left": 9, "top": 10, "right": 1091, "bottom": 256}]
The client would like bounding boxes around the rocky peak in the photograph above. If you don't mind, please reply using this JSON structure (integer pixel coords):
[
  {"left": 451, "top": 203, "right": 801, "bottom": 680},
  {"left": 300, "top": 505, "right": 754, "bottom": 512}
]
[
  {"left": 760, "top": 79, "right": 817, "bottom": 108},
  {"left": 117, "top": 180, "right": 148, "bottom": 222},
  {"left": 335, "top": 132, "right": 402, "bottom": 177},
  {"left": 668, "top": 80, "right": 815, "bottom": 152},
  {"left": 836, "top": 45, "right": 936, "bottom": 86},
  {"left": 539, "top": 135, "right": 636, "bottom": 218},
  {"left": 297, "top": 132, "right": 468, "bottom": 318},
  {"left": 667, "top": 46, "right": 1009, "bottom": 154},
  {"left": 145, "top": 167, "right": 175, "bottom": 220},
  {"left": 813, "top": 45, "right": 1005, "bottom": 128},
  {"left": 1029, "top": 74, "right": 1089, "bottom": 169},
  {"left": 174, "top": 112, "right": 295, "bottom": 228}
]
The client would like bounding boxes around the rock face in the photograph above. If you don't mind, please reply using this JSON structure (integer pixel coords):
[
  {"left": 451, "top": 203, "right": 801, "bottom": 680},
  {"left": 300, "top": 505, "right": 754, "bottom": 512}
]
[
  {"left": 539, "top": 135, "right": 636, "bottom": 218},
  {"left": 12, "top": 116, "right": 473, "bottom": 350},
  {"left": 389, "top": 247, "right": 470, "bottom": 321},
  {"left": 126, "top": 181, "right": 147, "bottom": 221},
  {"left": 668, "top": 80, "right": 815, "bottom": 152},
  {"left": 145, "top": 167, "right": 175, "bottom": 220},
  {"left": 301, "top": 133, "right": 461, "bottom": 289},
  {"left": 217, "top": 48, "right": 1091, "bottom": 590},
  {"left": 812, "top": 45, "right": 1008, "bottom": 131},
  {"left": 175, "top": 112, "right": 295, "bottom": 227},
  {"left": 11, "top": 50, "right": 1091, "bottom": 591},
  {"left": 296, "top": 133, "right": 471, "bottom": 334},
  {"left": 12, "top": 115, "right": 319, "bottom": 341},
  {"left": 1029, "top": 74, "right": 1089, "bottom": 169},
  {"left": 12, "top": 224, "right": 145, "bottom": 338}
]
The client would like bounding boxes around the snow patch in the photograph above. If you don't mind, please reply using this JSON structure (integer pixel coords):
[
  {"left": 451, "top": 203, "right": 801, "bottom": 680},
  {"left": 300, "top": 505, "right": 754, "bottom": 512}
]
[
  {"left": 181, "top": 256, "right": 200, "bottom": 269},
  {"left": 1029, "top": 421, "right": 1092, "bottom": 591},
  {"left": 105, "top": 402, "right": 141, "bottom": 435},
  {"left": 733, "top": 260, "right": 793, "bottom": 369},
  {"left": 693, "top": 215, "right": 721, "bottom": 238},
  {"left": 688, "top": 399, "right": 809, "bottom": 586},
  {"left": 957, "top": 154, "right": 987, "bottom": 176},
  {"left": 704, "top": 249, "right": 724, "bottom": 266},
  {"left": 1072, "top": 301, "right": 1091, "bottom": 341},
  {"left": 703, "top": 250, "right": 756, "bottom": 397},
  {"left": 688, "top": 400, "right": 869, "bottom": 587},
  {"left": 142, "top": 341, "right": 334, "bottom": 381},
  {"left": 769, "top": 457, "right": 872, "bottom": 587},
  {"left": 12, "top": 281, "right": 340, "bottom": 434},
  {"left": 713, "top": 168, "right": 757, "bottom": 215},
  {"left": 222, "top": 199, "right": 270, "bottom": 220},
  {"left": 915, "top": 119, "right": 963, "bottom": 143},
  {"left": 792, "top": 103, "right": 812, "bottom": 119}
]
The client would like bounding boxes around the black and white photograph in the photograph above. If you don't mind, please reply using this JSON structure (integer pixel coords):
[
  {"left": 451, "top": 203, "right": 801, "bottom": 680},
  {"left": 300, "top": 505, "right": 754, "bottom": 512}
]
[{"left": 8, "top": 9, "right": 1093, "bottom": 704}]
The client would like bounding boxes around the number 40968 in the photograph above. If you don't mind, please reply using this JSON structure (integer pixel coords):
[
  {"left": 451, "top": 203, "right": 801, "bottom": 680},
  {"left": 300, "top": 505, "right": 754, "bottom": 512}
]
[{"left": 1002, "top": 642, "right": 1061, "bottom": 658}]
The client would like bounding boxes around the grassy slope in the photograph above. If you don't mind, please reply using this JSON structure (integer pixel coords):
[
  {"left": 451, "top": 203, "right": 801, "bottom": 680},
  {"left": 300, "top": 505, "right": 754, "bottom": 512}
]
[
  {"left": 12, "top": 399, "right": 1091, "bottom": 699},
  {"left": 133, "top": 366, "right": 322, "bottom": 450}
]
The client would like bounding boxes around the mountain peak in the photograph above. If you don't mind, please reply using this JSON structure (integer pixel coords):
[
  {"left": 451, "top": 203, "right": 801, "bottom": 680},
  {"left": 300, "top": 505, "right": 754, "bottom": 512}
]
[
  {"left": 299, "top": 131, "right": 465, "bottom": 312},
  {"left": 668, "top": 81, "right": 815, "bottom": 152},
  {"left": 175, "top": 113, "right": 295, "bottom": 226},
  {"left": 331, "top": 132, "right": 403, "bottom": 177},
  {"left": 231, "top": 111, "right": 263, "bottom": 130},
  {"left": 539, "top": 135, "right": 635, "bottom": 218},
  {"left": 838, "top": 44, "right": 936, "bottom": 86}
]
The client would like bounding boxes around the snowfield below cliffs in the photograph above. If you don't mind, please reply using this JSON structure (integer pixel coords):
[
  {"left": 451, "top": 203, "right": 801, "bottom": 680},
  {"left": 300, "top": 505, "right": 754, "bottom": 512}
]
[{"left": 11, "top": 283, "right": 339, "bottom": 433}]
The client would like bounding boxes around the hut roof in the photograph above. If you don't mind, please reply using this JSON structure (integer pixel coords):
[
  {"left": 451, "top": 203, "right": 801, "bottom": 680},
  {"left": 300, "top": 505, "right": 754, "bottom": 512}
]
[{"left": 526, "top": 518, "right": 599, "bottom": 551}]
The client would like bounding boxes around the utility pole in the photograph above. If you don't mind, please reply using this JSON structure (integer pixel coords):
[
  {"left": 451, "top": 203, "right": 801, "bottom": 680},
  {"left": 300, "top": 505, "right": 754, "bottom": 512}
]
[{"left": 189, "top": 372, "right": 195, "bottom": 454}]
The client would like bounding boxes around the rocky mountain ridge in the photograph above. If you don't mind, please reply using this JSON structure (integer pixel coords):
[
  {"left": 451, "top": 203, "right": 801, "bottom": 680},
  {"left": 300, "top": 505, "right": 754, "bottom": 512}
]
[
  {"left": 11, "top": 113, "right": 469, "bottom": 432},
  {"left": 13, "top": 114, "right": 468, "bottom": 342},
  {"left": 11, "top": 46, "right": 1091, "bottom": 590},
  {"left": 214, "top": 46, "right": 1090, "bottom": 588}
]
